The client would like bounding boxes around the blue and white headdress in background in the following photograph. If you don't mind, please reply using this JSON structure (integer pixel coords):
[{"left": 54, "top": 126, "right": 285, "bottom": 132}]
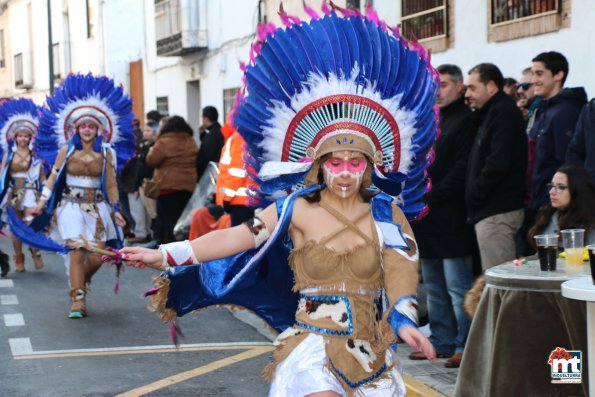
[
  {"left": 0, "top": 98, "right": 41, "bottom": 158},
  {"left": 35, "top": 73, "right": 135, "bottom": 172},
  {"left": 233, "top": 3, "right": 439, "bottom": 220}
]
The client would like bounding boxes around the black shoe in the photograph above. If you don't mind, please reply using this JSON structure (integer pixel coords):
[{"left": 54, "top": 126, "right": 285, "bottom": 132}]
[{"left": 0, "top": 251, "right": 9, "bottom": 277}]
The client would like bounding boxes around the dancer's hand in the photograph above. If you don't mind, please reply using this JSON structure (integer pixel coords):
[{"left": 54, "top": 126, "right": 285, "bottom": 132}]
[
  {"left": 120, "top": 246, "right": 162, "bottom": 270},
  {"left": 31, "top": 201, "right": 45, "bottom": 216},
  {"left": 114, "top": 212, "right": 126, "bottom": 227},
  {"left": 398, "top": 326, "right": 436, "bottom": 360}
]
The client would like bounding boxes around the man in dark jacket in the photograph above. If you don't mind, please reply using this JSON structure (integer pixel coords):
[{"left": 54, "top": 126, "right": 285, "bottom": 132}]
[
  {"left": 529, "top": 52, "right": 587, "bottom": 211},
  {"left": 196, "top": 106, "right": 225, "bottom": 182},
  {"left": 566, "top": 99, "right": 595, "bottom": 180},
  {"left": 465, "top": 63, "right": 527, "bottom": 270},
  {"left": 409, "top": 65, "right": 475, "bottom": 368}
]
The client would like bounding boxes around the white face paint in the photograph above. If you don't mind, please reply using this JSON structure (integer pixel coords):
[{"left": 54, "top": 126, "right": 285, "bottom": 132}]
[{"left": 322, "top": 151, "right": 367, "bottom": 198}]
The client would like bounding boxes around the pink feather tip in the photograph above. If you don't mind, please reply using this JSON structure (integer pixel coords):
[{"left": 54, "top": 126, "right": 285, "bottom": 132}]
[
  {"left": 303, "top": 0, "right": 319, "bottom": 19},
  {"left": 113, "top": 279, "right": 120, "bottom": 294},
  {"left": 168, "top": 322, "right": 184, "bottom": 346},
  {"left": 321, "top": 0, "right": 331, "bottom": 15},
  {"left": 144, "top": 287, "right": 159, "bottom": 298}
]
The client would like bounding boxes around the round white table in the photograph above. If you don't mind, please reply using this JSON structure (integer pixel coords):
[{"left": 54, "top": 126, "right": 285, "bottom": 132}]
[{"left": 562, "top": 276, "right": 595, "bottom": 397}]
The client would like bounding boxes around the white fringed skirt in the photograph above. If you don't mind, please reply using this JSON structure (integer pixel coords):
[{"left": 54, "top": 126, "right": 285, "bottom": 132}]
[{"left": 268, "top": 333, "right": 406, "bottom": 397}]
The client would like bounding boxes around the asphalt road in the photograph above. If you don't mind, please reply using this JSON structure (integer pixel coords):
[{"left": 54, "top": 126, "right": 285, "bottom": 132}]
[{"left": 0, "top": 238, "right": 272, "bottom": 397}]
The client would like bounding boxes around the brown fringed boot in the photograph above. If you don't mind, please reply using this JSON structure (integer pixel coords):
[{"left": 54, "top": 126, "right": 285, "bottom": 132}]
[
  {"left": 69, "top": 288, "right": 87, "bottom": 319},
  {"left": 13, "top": 253, "right": 25, "bottom": 272},
  {"left": 29, "top": 248, "right": 44, "bottom": 270}
]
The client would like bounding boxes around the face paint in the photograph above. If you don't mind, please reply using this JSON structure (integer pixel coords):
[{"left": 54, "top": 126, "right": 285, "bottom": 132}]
[{"left": 322, "top": 156, "right": 367, "bottom": 198}]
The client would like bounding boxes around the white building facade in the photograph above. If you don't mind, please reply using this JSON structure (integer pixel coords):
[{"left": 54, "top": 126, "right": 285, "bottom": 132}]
[
  {"left": 265, "top": 0, "right": 594, "bottom": 98},
  {"left": 143, "top": 0, "right": 262, "bottom": 132},
  {"left": 0, "top": 0, "right": 145, "bottom": 107}
]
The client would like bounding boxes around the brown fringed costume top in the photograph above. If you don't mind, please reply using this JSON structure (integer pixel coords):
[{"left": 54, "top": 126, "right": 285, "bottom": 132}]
[{"left": 265, "top": 200, "right": 419, "bottom": 395}]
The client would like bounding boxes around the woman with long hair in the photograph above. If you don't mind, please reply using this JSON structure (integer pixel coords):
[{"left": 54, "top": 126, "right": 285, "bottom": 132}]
[
  {"left": 30, "top": 74, "right": 135, "bottom": 318},
  {"left": 528, "top": 163, "right": 595, "bottom": 246},
  {"left": 0, "top": 98, "right": 45, "bottom": 273},
  {"left": 145, "top": 115, "right": 198, "bottom": 244},
  {"left": 121, "top": 6, "right": 440, "bottom": 396}
]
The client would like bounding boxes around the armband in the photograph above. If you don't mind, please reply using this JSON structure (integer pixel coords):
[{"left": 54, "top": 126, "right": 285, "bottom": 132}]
[
  {"left": 159, "top": 240, "right": 199, "bottom": 267},
  {"left": 40, "top": 186, "right": 52, "bottom": 200},
  {"left": 388, "top": 295, "right": 419, "bottom": 332},
  {"left": 243, "top": 216, "right": 270, "bottom": 248}
]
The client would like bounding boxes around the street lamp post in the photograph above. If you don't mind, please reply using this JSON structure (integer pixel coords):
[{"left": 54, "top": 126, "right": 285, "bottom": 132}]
[{"left": 47, "top": 0, "right": 54, "bottom": 94}]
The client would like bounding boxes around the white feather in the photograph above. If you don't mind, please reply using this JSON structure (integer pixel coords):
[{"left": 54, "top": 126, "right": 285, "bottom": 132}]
[
  {"left": 53, "top": 95, "right": 123, "bottom": 146},
  {"left": 0, "top": 114, "right": 38, "bottom": 153},
  {"left": 259, "top": 66, "right": 418, "bottom": 175}
]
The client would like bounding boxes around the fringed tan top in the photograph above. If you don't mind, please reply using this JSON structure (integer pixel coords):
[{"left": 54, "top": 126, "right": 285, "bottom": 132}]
[
  {"left": 266, "top": 200, "right": 416, "bottom": 395},
  {"left": 45, "top": 146, "right": 118, "bottom": 205},
  {"left": 7, "top": 151, "right": 43, "bottom": 210}
]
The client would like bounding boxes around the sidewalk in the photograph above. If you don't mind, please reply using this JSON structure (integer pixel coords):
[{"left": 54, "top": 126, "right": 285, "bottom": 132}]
[
  {"left": 234, "top": 311, "right": 459, "bottom": 397},
  {"left": 396, "top": 342, "right": 459, "bottom": 396}
]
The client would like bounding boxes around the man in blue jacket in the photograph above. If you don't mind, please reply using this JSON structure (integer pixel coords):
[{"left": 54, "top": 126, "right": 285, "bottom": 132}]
[
  {"left": 567, "top": 99, "right": 595, "bottom": 180},
  {"left": 529, "top": 52, "right": 587, "bottom": 213}
]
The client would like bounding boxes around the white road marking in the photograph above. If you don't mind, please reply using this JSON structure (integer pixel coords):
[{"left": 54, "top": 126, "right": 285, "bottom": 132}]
[
  {"left": 11, "top": 341, "right": 273, "bottom": 357},
  {"left": 4, "top": 313, "right": 25, "bottom": 326},
  {"left": 9, "top": 338, "right": 33, "bottom": 356},
  {"left": 0, "top": 279, "right": 14, "bottom": 288},
  {"left": 1, "top": 295, "right": 18, "bottom": 305}
]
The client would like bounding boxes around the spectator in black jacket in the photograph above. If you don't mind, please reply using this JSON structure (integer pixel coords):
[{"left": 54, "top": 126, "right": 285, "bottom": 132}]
[
  {"left": 410, "top": 64, "right": 475, "bottom": 368},
  {"left": 529, "top": 52, "right": 587, "bottom": 212},
  {"left": 465, "top": 63, "right": 527, "bottom": 270},
  {"left": 196, "top": 106, "right": 224, "bottom": 182},
  {"left": 567, "top": 99, "right": 595, "bottom": 180}
]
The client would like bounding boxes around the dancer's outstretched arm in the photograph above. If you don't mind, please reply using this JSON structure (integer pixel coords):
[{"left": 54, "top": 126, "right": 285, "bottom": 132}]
[{"left": 121, "top": 202, "right": 279, "bottom": 269}]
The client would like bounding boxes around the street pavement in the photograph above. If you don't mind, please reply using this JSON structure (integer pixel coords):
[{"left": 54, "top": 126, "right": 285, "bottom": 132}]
[
  {"left": 0, "top": 238, "right": 271, "bottom": 396},
  {"left": 0, "top": 236, "right": 458, "bottom": 396}
]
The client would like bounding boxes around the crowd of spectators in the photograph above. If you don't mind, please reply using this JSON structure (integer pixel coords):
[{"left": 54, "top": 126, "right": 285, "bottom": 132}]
[{"left": 408, "top": 51, "right": 595, "bottom": 368}]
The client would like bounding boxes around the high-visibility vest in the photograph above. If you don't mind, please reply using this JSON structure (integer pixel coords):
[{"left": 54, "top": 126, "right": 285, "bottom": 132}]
[{"left": 215, "top": 130, "right": 251, "bottom": 206}]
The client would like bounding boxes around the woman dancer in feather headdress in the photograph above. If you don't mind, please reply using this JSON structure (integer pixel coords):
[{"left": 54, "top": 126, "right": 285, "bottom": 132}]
[
  {"left": 30, "top": 74, "right": 135, "bottom": 318},
  {"left": 0, "top": 98, "right": 45, "bottom": 274},
  {"left": 123, "top": 5, "right": 438, "bottom": 396}
]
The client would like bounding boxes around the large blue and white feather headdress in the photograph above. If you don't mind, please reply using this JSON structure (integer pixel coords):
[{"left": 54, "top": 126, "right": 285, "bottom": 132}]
[
  {"left": 0, "top": 98, "right": 41, "bottom": 158},
  {"left": 233, "top": 3, "right": 439, "bottom": 220},
  {"left": 35, "top": 73, "right": 135, "bottom": 172}
]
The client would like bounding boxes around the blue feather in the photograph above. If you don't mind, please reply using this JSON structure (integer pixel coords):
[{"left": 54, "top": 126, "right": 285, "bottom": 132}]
[{"left": 35, "top": 73, "right": 135, "bottom": 173}]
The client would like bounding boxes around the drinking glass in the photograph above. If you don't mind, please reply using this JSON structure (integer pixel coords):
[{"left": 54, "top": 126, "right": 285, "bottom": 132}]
[
  {"left": 561, "top": 229, "right": 585, "bottom": 266},
  {"left": 534, "top": 234, "right": 558, "bottom": 271},
  {"left": 587, "top": 244, "right": 595, "bottom": 284}
]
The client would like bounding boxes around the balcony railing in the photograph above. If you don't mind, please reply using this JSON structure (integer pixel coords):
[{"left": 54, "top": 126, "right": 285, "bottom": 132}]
[
  {"left": 401, "top": 0, "right": 447, "bottom": 41},
  {"left": 155, "top": 0, "right": 207, "bottom": 56},
  {"left": 14, "top": 52, "right": 33, "bottom": 89},
  {"left": 491, "top": 0, "right": 559, "bottom": 26}
]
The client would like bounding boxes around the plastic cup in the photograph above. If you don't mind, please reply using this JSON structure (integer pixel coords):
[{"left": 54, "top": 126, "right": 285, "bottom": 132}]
[
  {"left": 534, "top": 234, "right": 558, "bottom": 271},
  {"left": 561, "top": 229, "right": 585, "bottom": 266},
  {"left": 587, "top": 244, "right": 595, "bottom": 285}
]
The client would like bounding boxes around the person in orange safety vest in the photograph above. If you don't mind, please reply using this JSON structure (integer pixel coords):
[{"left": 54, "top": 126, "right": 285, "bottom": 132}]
[{"left": 189, "top": 125, "right": 254, "bottom": 239}]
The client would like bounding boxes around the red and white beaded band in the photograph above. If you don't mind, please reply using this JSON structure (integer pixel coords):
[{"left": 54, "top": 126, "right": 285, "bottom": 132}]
[{"left": 159, "top": 240, "right": 199, "bottom": 268}]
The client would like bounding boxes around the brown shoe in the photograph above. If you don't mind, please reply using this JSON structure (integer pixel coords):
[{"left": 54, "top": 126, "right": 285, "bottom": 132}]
[
  {"left": 69, "top": 288, "right": 87, "bottom": 318},
  {"left": 444, "top": 352, "right": 463, "bottom": 368},
  {"left": 409, "top": 350, "right": 450, "bottom": 360},
  {"left": 13, "top": 253, "right": 25, "bottom": 272},
  {"left": 29, "top": 248, "right": 44, "bottom": 270}
]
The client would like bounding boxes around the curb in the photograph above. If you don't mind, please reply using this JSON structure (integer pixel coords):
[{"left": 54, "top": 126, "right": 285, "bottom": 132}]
[{"left": 403, "top": 373, "right": 448, "bottom": 396}]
